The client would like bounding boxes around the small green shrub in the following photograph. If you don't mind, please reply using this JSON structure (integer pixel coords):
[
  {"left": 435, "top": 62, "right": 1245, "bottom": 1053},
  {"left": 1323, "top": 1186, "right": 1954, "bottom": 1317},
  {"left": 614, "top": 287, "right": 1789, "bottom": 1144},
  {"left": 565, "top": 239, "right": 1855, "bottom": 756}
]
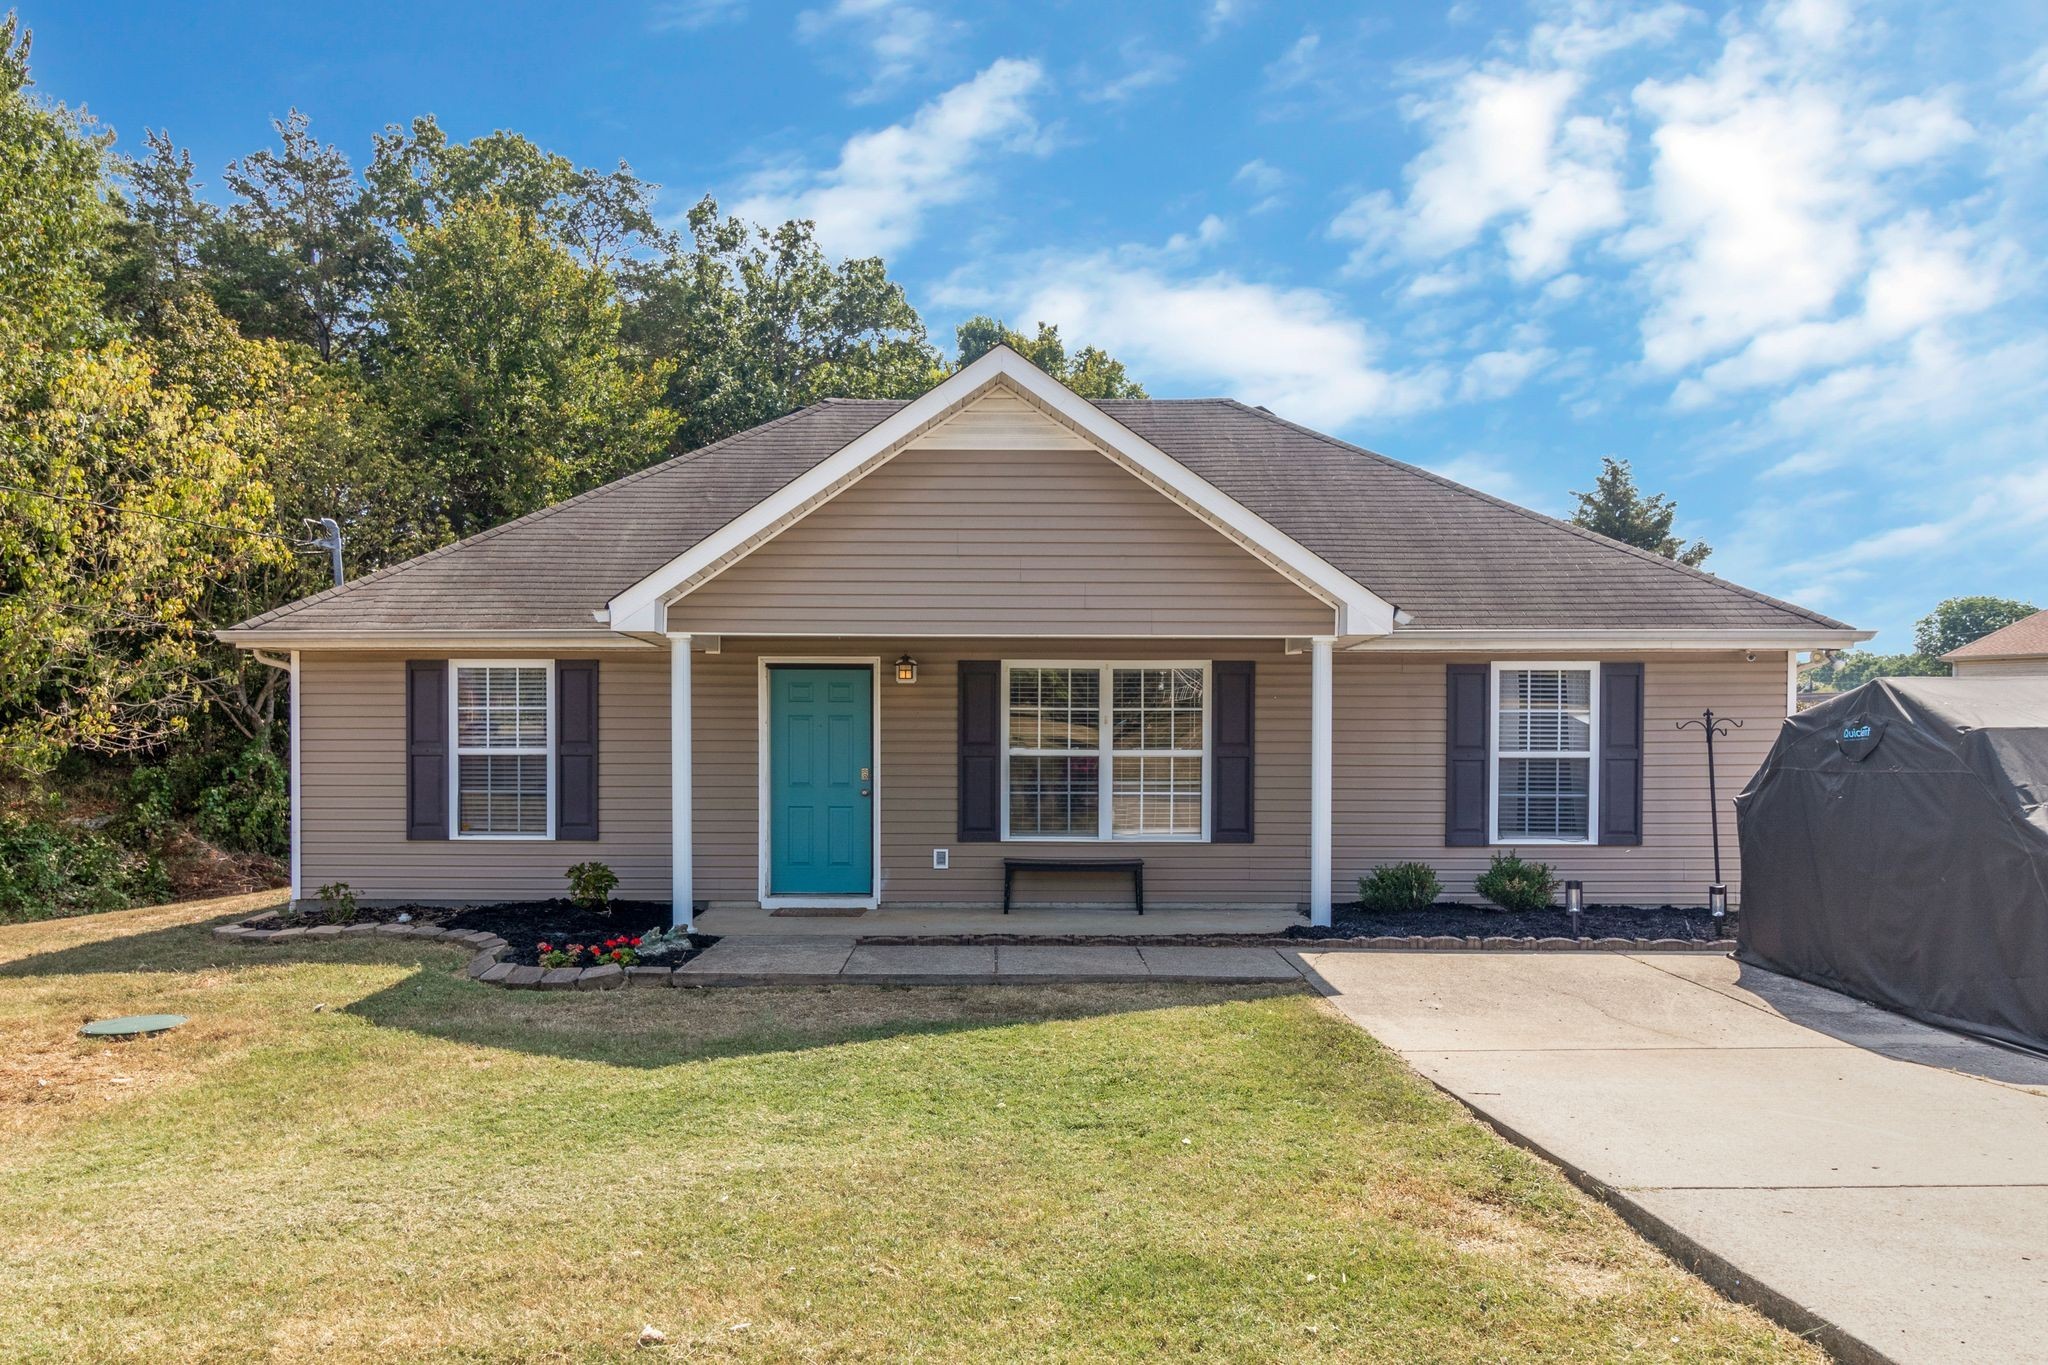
[
  {"left": 122, "top": 738, "right": 289, "bottom": 857},
  {"left": 566, "top": 860, "right": 619, "bottom": 910},
  {"left": 0, "top": 812, "right": 159, "bottom": 923},
  {"left": 1358, "top": 862, "right": 1443, "bottom": 912},
  {"left": 1474, "top": 850, "right": 1559, "bottom": 912},
  {"left": 195, "top": 743, "right": 289, "bottom": 856},
  {"left": 316, "top": 881, "right": 359, "bottom": 924}
]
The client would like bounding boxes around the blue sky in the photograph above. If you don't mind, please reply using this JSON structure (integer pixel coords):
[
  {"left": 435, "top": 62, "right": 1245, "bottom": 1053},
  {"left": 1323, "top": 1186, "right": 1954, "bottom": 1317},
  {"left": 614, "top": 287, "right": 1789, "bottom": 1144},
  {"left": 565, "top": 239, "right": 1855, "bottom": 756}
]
[{"left": 31, "top": 0, "right": 2048, "bottom": 648}]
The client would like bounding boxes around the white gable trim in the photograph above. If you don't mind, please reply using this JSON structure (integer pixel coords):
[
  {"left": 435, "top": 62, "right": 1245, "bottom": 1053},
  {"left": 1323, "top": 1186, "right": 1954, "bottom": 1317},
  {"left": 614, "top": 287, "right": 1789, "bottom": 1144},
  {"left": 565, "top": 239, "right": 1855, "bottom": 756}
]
[{"left": 604, "top": 346, "right": 1397, "bottom": 637}]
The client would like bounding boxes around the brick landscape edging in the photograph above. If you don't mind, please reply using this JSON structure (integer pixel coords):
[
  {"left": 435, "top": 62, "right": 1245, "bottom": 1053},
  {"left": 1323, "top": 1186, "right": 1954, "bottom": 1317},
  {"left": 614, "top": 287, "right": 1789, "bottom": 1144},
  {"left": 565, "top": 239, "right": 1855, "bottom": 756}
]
[{"left": 211, "top": 919, "right": 676, "bottom": 990}]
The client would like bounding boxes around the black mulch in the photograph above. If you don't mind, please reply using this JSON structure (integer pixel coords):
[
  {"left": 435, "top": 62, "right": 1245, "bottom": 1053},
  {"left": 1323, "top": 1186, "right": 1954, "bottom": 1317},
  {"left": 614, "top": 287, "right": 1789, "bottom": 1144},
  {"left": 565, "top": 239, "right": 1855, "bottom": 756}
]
[
  {"left": 252, "top": 899, "right": 716, "bottom": 967},
  {"left": 1288, "top": 903, "right": 1729, "bottom": 943},
  {"left": 861, "top": 903, "right": 1729, "bottom": 947}
]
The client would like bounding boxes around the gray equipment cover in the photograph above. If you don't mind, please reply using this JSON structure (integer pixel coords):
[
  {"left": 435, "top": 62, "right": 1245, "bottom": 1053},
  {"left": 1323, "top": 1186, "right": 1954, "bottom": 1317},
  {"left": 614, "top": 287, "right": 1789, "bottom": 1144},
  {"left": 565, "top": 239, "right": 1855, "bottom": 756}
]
[{"left": 1735, "top": 676, "right": 2048, "bottom": 1050}]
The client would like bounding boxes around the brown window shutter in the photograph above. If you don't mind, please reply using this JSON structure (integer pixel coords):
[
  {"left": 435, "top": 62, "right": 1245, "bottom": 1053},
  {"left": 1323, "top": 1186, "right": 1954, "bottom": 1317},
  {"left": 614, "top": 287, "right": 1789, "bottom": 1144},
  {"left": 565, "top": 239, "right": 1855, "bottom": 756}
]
[
  {"left": 1211, "top": 661, "right": 1255, "bottom": 843},
  {"left": 1599, "top": 662, "right": 1644, "bottom": 846},
  {"left": 958, "top": 660, "right": 1002, "bottom": 841},
  {"left": 556, "top": 660, "right": 600, "bottom": 841},
  {"left": 406, "top": 660, "right": 449, "bottom": 841},
  {"left": 1445, "top": 663, "right": 1489, "bottom": 846}
]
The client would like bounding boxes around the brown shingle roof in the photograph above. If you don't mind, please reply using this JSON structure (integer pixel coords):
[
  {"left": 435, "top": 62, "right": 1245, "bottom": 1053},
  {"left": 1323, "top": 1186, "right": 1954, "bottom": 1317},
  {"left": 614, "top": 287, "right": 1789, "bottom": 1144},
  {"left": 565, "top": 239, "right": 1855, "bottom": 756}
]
[
  {"left": 1942, "top": 610, "right": 2048, "bottom": 661},
  {"left": 228, "top": 396, "right": 1851, "bottom": 638}
]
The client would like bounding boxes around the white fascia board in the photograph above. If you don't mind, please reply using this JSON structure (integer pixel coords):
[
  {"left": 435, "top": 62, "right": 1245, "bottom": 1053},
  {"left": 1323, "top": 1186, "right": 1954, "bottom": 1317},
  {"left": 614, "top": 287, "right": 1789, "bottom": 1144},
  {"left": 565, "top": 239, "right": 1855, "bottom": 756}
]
[
  {"left": 604, "top": 346, "right": 1397, "bottom": 637},
  {"left": 1346, "top": 627, "right": 1874, "bottom": 652},
  {"left": 215, "top": 629, "right": 660, "bottom": 651}
]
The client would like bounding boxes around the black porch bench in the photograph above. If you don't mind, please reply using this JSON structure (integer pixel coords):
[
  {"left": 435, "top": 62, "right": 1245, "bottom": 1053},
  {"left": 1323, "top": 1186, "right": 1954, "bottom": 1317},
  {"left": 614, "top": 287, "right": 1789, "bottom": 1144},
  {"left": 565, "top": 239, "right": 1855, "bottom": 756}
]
[{"left": 1002, "top": 858, "right": 1144, "bottom": 915}]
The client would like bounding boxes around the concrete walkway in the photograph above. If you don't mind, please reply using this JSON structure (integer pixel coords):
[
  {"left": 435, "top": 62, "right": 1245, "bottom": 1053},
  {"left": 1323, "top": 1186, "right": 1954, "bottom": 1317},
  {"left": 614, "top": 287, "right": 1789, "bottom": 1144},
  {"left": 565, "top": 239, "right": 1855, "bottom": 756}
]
[
  {"left": 691, "top": 904, "right": 1304, "bottom": 938},
  {"left": 675, "top": 936, "right": 1303, "bottom": 985},
  {"left": 1294, "top": 950, "right": 2048, "bottom": 1365}
]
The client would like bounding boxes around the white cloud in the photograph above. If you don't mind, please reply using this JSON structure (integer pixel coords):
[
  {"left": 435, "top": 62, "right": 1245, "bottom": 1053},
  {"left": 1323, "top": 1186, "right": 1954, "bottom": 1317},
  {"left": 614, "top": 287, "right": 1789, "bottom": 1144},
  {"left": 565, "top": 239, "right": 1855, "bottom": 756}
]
[
  {"left": 1205, "top": 0, "right": 1250, "bottom": 40},
  {"left": 649, "top": 0, "right": 745, "bottom": 31},
  {"left": 731, "top": 59, "right": 1044, "bottom": 259},
  {"left": 796, "top": 0, "right": 964, "bottom": 99},
  {"left": 1331, "top": 1, "right": 1688, "bottom": 284},
  {"left": 1334, "top": 65, "right": 1626, "bottom": 283},
  {"left": 1459, "top": 346, "right": 1555, "bottom": 401},
  {"left": 1625, "top": 25, "right": 1980, "bottom": 380},
  {"left": 1081, "top": 40, "right": 1185, "bottom": 105},
  {"left": 940, "top": 239, "right": 1447, "bottom": 429}
]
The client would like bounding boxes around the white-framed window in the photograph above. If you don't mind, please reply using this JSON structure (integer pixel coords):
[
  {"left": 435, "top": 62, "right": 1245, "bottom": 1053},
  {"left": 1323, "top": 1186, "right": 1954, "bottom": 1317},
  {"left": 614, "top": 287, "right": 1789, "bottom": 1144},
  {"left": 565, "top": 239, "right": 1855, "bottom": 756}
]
[
  {"left": 1003, "top": 662, "right": 1209, "bottom": 842},
  {"left": 451, "top": 660, "right": 554, "bottom": 839},
  {"left": 1490, "top": 661, "right": 1598, "bottom": 845}
]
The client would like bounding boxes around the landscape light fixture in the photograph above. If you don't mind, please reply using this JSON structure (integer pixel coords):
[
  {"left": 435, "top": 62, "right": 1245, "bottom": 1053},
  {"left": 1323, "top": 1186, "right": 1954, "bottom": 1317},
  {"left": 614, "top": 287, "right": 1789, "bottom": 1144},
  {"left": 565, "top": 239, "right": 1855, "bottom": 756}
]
[
  {"left": 1564, "top": 880, "right": 1584, "bottom": 937},
  {"left": 895, "top": 655, "right": 918, "bottom": 684},
  {"left": 1709, "top": 883, "right": 1730, "bottom": 934}
]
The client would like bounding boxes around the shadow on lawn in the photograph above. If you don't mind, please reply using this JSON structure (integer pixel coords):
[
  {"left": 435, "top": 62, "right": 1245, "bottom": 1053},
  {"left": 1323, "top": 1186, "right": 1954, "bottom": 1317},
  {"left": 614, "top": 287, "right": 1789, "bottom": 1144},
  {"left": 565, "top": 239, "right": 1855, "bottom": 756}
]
[
  {"left": 0, "top": 912, "right": 268, "bottom": 978},
  {"left": 340, "top": 967, "right": 1305, "bottom": 1068},
  {"left": 0, "top": 915, "right": 1300, "bottom": 1068}
]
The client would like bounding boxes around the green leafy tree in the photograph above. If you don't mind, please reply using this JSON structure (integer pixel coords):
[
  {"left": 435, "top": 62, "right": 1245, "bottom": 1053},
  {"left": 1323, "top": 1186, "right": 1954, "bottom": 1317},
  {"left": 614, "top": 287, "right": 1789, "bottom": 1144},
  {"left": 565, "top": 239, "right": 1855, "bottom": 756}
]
[
  {"left": 623, "top": 197, "right": 940, "bottom": 450},
  {"left": 1569, "top": 457, "right": 1710, "bottom": 567},
  {"left": 370, "top": 197, "right": 675, "bottom": 539},
  {"left": 1912, "top": 596, "right": 2037, "bottom": 658},
  {"left": 367, "top": 115, "right": 664, "bottom": 268},
  {"left": 0, "top": 19, "right": 290, "bottom": 768},
  {"left": 1810, "top": 596, "right": 2038, "bottom": 694},
  {"left": 210, "top": 109, "right": 390, "bottom": 360},
  {"left": 101, "top": 128, "right": 215, "bottom": 332},
  {"left": 952, "top": 316, "right": 1147, "bottom": 399}
]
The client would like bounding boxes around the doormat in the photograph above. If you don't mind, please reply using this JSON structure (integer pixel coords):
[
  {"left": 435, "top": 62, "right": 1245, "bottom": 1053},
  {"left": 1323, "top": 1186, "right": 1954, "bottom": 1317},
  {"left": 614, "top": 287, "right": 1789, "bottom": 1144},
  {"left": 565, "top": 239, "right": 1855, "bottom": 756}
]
[{"left": 770, "top": 906, "right": 869, "bottom": 918}]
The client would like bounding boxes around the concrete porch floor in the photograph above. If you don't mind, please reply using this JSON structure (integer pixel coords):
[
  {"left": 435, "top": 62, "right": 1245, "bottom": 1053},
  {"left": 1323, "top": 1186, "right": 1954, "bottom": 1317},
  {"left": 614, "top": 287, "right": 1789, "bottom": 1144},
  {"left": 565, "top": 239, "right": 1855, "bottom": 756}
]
[{"left": 691, "top": 904, "right": 1307, "bottom": 938}]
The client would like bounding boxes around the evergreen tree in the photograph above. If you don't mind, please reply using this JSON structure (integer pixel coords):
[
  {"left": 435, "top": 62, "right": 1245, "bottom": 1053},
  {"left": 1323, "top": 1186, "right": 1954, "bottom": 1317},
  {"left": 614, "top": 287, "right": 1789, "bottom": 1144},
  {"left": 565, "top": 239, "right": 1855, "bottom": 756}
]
[{"left": 1569, "top": 457, "right": 1710, "bottom": 567}]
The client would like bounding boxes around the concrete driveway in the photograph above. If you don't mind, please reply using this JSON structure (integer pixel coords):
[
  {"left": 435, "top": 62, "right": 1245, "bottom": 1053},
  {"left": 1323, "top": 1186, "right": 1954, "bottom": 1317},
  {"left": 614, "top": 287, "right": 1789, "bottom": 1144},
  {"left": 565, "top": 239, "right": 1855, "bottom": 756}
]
[{"left": 1294, "top": 951, "right": 2048, "bottom": 1365}]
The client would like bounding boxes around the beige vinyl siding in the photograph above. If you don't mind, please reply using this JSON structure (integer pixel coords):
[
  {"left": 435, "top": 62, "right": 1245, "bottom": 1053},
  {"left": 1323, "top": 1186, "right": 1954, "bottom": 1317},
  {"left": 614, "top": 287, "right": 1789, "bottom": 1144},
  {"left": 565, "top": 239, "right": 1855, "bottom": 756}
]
[
  {"left": 1950, "top": 658, "right": 2048, "bottom": 677},
  {"left": 1334, "top": 653, "right": 1788, "bottom": 905},
  {"left": 665, "top": 442, "right": 1335, "bottom": 637},
  {"left": 298, "top": 650, "right": 674, "bottom": 902},
  {"left": 295, "top": 643, "right": 1790, "bottom": 908}
]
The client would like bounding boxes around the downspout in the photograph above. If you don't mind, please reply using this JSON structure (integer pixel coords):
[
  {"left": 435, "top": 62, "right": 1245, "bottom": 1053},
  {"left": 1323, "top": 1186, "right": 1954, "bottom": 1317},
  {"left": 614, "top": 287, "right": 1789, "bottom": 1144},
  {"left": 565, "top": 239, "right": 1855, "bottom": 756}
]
[{"left": 250, "top": 650, "right": 301, "bottom": 905}]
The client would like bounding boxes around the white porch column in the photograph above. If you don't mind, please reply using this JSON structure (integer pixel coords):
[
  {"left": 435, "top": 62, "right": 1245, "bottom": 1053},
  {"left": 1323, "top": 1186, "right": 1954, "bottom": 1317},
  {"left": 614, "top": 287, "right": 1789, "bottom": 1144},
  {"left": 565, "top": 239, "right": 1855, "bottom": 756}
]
[
  {"left": 669, "top": 633, "right": 693, "bottom": 929},
  {"left": 287, "top": 650, "right": 301, "bottom": 905},
  {"left": 1310, "top": 636, "right": 1334, "bottom": 927}
]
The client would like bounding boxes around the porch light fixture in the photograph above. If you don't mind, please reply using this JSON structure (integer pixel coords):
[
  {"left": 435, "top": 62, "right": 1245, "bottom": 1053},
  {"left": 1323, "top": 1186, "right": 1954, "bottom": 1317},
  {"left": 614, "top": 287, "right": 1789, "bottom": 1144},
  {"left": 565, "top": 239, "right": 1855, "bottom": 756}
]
[
  {"left": 1564, "top": 880, "right": 1584, "bottom": 937},
  {"left": 894, "top": 654, "right": 918, "bottom": 684}
]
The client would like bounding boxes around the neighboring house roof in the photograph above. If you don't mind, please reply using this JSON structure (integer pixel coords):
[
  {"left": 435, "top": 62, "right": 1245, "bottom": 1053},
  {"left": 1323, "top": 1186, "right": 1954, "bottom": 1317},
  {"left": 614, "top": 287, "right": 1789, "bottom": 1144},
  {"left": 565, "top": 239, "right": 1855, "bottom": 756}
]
[
  {"left": 225, "top": 360, "right": 1858, "bottom": 645},
  {"left": 1941, "top": 610, "right": 2048, "bottom": 662}
]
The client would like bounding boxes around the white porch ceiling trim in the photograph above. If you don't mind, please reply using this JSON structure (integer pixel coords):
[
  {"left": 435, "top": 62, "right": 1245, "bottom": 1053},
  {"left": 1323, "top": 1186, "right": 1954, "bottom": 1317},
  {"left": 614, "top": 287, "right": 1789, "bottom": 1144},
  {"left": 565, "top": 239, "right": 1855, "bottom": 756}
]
[
  {"left": 1348, "top": 627, "right": 1874, "bottom": 652},
  {"left": 604, "top": 345, "right": 1398, "bottom": 638}
]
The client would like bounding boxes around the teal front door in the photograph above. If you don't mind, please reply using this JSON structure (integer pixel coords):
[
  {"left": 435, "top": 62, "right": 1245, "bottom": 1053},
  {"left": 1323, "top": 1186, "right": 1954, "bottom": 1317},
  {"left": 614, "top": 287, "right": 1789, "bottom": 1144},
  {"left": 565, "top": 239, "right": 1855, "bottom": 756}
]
[{"left": 768, "top": 665, "right": 875, "bottom": 896}]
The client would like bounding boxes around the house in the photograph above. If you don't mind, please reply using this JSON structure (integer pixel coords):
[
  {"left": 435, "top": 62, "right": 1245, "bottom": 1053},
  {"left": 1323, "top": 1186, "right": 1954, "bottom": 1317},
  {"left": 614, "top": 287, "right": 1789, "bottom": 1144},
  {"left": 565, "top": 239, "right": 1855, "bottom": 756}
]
[
  {"left": 219, "top": 346, "right": 1868, "bottom": 927},
  {"left": 1940, "top": 610, "right": 2048, "bottom": 677}
]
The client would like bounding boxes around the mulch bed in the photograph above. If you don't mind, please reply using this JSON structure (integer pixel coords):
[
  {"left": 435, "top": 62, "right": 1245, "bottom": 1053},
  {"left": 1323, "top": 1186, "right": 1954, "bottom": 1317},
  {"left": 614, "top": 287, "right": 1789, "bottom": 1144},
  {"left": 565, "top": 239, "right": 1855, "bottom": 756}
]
[
  {"left": 862, "top": 904, "right": 1730, "bottom": 948},
  {"left": 1289, "top": 903, "right": 1730, "bottom": 943},
  {"left": 245, "top": 899, "right": 715, "bottom": 968}
]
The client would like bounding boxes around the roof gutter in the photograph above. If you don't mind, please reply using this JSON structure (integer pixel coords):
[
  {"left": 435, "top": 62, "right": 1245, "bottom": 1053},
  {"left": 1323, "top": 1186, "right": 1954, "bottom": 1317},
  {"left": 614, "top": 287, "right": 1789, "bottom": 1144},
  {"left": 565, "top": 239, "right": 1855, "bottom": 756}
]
[{"left": 215, "top": 629, "right": 661, "bottom": 651}]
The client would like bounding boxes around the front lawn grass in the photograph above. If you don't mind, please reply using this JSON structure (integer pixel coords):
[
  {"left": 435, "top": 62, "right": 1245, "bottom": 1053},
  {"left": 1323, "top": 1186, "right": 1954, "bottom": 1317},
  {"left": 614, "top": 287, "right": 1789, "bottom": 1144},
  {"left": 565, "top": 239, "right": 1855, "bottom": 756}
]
[{"left": 0, "top": 894, "right": 1817, "bottom": 1363}]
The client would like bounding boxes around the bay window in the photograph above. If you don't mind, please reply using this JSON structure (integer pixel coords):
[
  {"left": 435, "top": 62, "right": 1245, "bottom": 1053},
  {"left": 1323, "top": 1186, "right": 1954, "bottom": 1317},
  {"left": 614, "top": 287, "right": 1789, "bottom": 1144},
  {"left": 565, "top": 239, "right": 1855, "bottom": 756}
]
[
  {"left": 452, "top": 661, "right": 554, "bottom": 838},
  {"left": 1491, "top": 662, "right": 1598, "bottom": 844},
  {"left": 1005, "top": 663, "right": 1208, "bottom": 841}
]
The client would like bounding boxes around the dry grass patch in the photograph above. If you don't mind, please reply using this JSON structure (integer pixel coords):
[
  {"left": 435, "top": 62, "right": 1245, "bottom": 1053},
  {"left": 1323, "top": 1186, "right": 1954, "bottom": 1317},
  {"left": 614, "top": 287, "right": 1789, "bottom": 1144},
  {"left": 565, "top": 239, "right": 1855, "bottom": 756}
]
[{"left": 0, "top": 896, "right": 1822, "bottom": 1363}]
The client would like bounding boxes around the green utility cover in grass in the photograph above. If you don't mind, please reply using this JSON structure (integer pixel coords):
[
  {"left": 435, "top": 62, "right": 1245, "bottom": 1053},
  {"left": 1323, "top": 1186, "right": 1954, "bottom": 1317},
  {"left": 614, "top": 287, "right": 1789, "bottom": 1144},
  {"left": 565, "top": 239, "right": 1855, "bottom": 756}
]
[{"left": 80, "top": 1014, "right": 186, "bottom": 1038}]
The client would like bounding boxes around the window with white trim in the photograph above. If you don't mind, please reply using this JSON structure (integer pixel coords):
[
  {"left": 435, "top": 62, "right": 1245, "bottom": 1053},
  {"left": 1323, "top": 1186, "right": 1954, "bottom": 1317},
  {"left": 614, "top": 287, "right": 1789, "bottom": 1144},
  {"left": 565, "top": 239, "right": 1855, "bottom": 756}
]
[
  {"left": 1491, "top": 663, "right": 1597, "bottom": 844},
  {"left": 452, "top": 662, "right": 553, "bottom": 838},
  {"left": 1005, "top": 663, "right": 1208, "bottom": 841}
]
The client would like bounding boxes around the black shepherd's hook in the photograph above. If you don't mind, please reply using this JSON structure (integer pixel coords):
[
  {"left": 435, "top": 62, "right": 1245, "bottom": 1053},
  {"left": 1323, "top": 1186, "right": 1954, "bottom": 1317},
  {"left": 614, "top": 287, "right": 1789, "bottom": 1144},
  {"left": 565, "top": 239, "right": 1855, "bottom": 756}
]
[{"left": 1675, "top": 709, "right": 1743, "bottom": 886}]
